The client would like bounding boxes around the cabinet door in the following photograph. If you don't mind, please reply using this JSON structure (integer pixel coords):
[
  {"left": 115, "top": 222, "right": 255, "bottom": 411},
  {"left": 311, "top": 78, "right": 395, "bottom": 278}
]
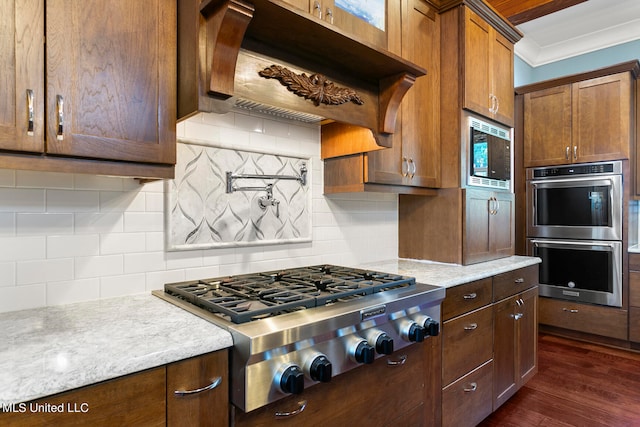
[
  {"left": 517, "top": 287, "right": 538, "bottom": 387},
  {"left": 167, "top": 350, "right": 229, "bottom": 427},
  {"left": 464, "top": 189, "right": 514, "bottom": 264},
  {"left": 572, "top": 72, "right": 632, "bottom": 163},
  {"left": 0, "top": 0, "right": 44, "bottom": 152},
  {"left": 523, "top": 85, "right": 572, "bottom": 167},
  {"left": 367, "top": 0, "right": 440, "bottom": 188},
  {"left": 491, "top": 31, "right": 515, "bottom": 127},
  {"left": 45, "top": 0, "right": 176, "bottom": 164},
  {"left": 491, "top": 191, "right": 515, "bottom": 259},
  {"left": 493, "top": 287, "right": 538, "bottom": 410},
  {"left": 463, "top": 7, "right": 492, "bottom": 119}
]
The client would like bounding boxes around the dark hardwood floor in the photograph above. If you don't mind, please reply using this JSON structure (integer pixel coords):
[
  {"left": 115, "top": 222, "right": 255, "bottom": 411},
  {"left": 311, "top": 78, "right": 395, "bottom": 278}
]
[{"left": 479, "top": 333, "right": 640, "bottom": 426}]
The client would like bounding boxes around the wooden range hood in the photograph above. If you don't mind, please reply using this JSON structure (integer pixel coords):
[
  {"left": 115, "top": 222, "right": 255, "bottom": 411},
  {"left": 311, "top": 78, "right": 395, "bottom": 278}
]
[{"left": 177, "top": 0, "right": 428, "bottom": 158}]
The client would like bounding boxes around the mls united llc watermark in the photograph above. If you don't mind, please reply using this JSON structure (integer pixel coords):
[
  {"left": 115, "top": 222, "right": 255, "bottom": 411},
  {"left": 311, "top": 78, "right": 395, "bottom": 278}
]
[{"left": 2, "top": 402, "right": 89, "bottom": 414}]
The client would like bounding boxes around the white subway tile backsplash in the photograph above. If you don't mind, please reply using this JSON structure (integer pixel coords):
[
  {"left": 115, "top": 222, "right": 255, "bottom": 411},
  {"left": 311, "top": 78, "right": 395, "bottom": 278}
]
[
  {"left": 75, "top": 255, "right": 123, "bottom": 279},
  {"left": 0, "top": 213, "right": 15, "bottom": 237},
  {"left": 100, "top": 233, "right": 146, "bottom": 255},
  {"left": 47, "top": 190, "right": 100, "bottom": 213},
  {"left": 47, "top": 278, "right": 100, "bottom": 306},
  {"left": 0, "top": 110, "right": 400, "bottom": 313},
  {"left": 0, "top": 236, "right": 46, "bottom": 261},
  {"left": 0, "top": 188, "right": 45, "bottom": 212},
  {"left": 75, "top": 212, "right": 124, "bottom": 234},
  {"left": 0, "top": 169, "right": 15, "bottom": 187},
  {"left": 124, "top": 252, "right": 166, "bottom": 274},
  {"left": 124, "top": 212, "right": 164, "bottom": 232},
  {"left": 0, "top": 262, "right": 15, "bottom": 287},
  {"left": 16, "top": 170, "right": 74, "bottom": 189},
  {"left": 17, "top": 213, "right": 74, "bottom": 236},
  {"left": 47, "top": 235, "right": 99, "bottom": 258},
  {"left": 0, "top": 284, "right": 46, "bottom": 312},
  {"left": 100, "top": 273, "right": 146, "bottom": 298},
  {"left": 17, "top": 258, "right": 73, "bottom": 285}
]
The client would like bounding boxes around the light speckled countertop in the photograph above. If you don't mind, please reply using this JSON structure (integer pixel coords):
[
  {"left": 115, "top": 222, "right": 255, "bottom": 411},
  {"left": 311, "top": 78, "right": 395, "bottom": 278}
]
[
  {"left": 360, "top": 255, "right": 541, "bottom": 288},
  {"left": 1, "top": 255, "right": 538, "bottom": 406},
  {"left": 0, "top": 294, "right": 232, "bottom": 406}
]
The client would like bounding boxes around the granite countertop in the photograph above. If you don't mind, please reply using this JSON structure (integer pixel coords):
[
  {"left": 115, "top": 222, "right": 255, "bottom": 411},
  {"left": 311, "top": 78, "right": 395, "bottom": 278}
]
[
  {"left": 629, "top": 245, "right": 640, "bottom": 253},
  {"left": 360, "top": 255, "right": 541, "bottom": 288},
  {"left": 0, "top": 294, "right": 233, "bottom": 406}
]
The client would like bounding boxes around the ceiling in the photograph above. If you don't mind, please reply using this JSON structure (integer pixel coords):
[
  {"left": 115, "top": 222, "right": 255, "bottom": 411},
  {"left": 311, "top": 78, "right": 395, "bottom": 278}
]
[{"left": 488, "top": 0, "right": 640, "bottom": 67}]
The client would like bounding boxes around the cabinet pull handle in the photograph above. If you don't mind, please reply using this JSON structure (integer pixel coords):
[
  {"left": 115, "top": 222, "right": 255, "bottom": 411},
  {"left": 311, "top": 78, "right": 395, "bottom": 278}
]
[
  {"left": 387, "top": 354, "right": 407, "bottom": 366},
  {"left": 512, "top": 313, "right": 523, "bottom": 320},
  {"left": 312, "top": 1, "right": 322, "bottom": 19},
  {"left": 514, "top": 278, "right": 524, "bottom": 284},
  {"left": 408, "top": 158, "right": 416, "bottom": 179},
  {"left": 174, "top": 376, "right": 222, "bottom": 396},
  {"left": 494, "top": 95, "right": 499, "bottom": 115},
  {"left": 402, "top": 157, "right": 409, "bottom": 177},
  {"left": 27, "top": 89, "right": 35, "bottom": 135},
  {"left": 464, "top": 323, "right": 478, "bottom": 330},
  {"left": 275, "top": 400, "right": 307, "bottom": 418},
  {"left": 56, "top": 95, "right": 64, "bottom": 140},
  {"left": 573, "top": 145, "right": 578, "bottom": 160},
  {"left": 562, "top": 308, "right": 579, "bottom": 313},
  {"left": 565, "top": 146, "right": 570, "bottom": 160},
  {"left": 463, "top": 382, "right": 478, "bottom": 392},
  {"left": 463, "top": 292, "right": 477, "bottom": 300},
  {"left": 488, "top": 196, "right": 498, "bottom": 215},
  {"left": 325, "top": 7, "right": 333, "bottom": 24}
]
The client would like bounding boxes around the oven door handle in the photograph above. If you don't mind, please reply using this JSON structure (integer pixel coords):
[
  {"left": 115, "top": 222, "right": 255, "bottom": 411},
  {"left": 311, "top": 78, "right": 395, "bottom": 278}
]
[{"left": 530, "top": 239, "right": 618, "bottom": 249}]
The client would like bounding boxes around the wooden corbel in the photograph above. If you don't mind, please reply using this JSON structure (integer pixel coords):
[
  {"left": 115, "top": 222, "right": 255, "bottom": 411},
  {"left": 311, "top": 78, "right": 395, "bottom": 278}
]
[{"left": 200, "top": 0, "right": 255, "bottom": 99}]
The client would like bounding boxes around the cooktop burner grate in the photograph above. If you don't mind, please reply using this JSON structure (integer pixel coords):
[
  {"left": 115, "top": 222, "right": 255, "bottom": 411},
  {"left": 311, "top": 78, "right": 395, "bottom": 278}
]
[{"left": 164, "top": 264, "right": 415, "bottom": 323}]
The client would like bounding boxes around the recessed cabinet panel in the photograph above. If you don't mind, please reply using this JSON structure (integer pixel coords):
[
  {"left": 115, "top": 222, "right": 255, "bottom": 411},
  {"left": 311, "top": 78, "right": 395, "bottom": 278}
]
[{"left": 45, "top": 0, "right": 176, "bottom": 164}]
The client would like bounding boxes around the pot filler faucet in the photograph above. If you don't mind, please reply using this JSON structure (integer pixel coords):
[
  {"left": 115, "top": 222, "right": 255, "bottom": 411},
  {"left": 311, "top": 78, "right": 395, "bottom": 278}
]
[{"left": 225, "top": 163, "right": 307, "bottom": 217}]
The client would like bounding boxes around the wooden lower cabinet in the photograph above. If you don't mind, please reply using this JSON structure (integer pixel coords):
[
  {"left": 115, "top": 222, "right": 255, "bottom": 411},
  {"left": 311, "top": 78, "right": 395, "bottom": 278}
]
[
  {"left": 441, "top": 265, "right": 538, "bottom": 426},
  {"left": 0, "top": 368, "right": 166, "bottom": 427},
  {"left": 232, "top": 337, "right": 441, "bottom": 427},
  {"left": 0, "top": 350, "right": 228, "bottom": 427},
  {"left": 493, "top": 287, "right": 538, "bottom": 409},
  {"left": 539, "top": 297, "right": 628, "bottom": 341}
]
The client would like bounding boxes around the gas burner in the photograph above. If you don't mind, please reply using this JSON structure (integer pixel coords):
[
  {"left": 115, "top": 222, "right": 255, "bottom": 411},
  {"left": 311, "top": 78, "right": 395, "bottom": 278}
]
[{"left": 164, "top": 265, "right": 415, "bottom": 324}]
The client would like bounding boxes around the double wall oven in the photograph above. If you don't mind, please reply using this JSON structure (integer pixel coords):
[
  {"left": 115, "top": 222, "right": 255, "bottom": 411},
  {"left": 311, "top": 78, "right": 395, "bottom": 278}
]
[{"left": 526, "top": 161, "right": 623, "bottom": 307}]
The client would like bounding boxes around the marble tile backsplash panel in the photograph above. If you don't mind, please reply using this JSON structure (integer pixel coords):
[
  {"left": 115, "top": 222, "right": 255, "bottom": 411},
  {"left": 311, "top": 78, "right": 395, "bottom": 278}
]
[{"left": 166, "top": 142, "right": 311, "bottom": 249}]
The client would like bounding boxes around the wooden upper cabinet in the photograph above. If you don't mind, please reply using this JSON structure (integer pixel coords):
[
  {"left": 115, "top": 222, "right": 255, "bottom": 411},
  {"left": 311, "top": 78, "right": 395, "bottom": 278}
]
[
  {"left": 572, "top": 73, "right": 632, "bottom": 164},
  {"left": 45, "top": 0, "right": 176, "bottom": 164},
  {"left": 523, "top": 72, "right": 632, "bottom": 167},
  {"left": 523, "top": 84, "right": 572, "bottom": 167},
  {"left": 282, "top": 0, "right": 400, "bottom": 54},
  {"left": 463, "top": 7, "right": 515, "bottom": 127},
  {"left": 0, "top": 0, "right": 44, "bottom": 153}
]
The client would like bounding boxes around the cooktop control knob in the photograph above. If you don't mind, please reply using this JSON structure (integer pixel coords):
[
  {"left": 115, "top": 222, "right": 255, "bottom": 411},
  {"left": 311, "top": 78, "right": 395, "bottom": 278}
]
[
  {"left": 398, "top": 319, "right": 425, "bottom": 343},
  {"left": 414, "top": 314, "right": 440, "bottom": 337},
  {"left": 365, "top": 329, "right": 394, "bottom": 355},
  {"left": 346, "top": 335, "right": 375, "bottom": 364},
  {"left": 304, "top": 353, "right": 332, "bottom": 383},
  {"left": 278, "top": 364, "right": 305, "bottom": 395}
]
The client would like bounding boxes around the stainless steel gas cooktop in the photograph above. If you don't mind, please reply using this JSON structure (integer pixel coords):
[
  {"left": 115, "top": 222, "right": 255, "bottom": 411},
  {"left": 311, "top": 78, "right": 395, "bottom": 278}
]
[{"left": 154, "top": 264, "right": 445, "bottom": 413}]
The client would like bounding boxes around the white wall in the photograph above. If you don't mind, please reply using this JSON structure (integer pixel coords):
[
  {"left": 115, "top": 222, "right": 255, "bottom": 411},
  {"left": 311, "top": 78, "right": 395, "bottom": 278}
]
[{"left": 0, "top": 111, "right": 399, "bottom": 313}]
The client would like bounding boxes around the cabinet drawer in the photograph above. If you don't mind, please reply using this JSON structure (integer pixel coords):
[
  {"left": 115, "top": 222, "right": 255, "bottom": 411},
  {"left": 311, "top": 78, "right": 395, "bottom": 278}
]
[
  {"left": 442, "top": 278, "right": 492, "bottom": 320},
  {"left": 493, "top": 265, "right": 538, "bottom": 302},
  {"left": 442, "top": 305, "right": 493, "bottom": 386},
  {"left": 539, "top": 297, "right": 628, "bottom": 340},
  {"left": 442, "top": 360, "right": 493, "bottom": 427}
]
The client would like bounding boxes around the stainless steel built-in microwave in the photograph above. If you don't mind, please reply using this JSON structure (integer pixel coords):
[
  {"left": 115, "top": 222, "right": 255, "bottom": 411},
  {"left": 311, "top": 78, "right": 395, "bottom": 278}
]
[{"left": 465, "top": 113, "right": 512, "bottom": 191}]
